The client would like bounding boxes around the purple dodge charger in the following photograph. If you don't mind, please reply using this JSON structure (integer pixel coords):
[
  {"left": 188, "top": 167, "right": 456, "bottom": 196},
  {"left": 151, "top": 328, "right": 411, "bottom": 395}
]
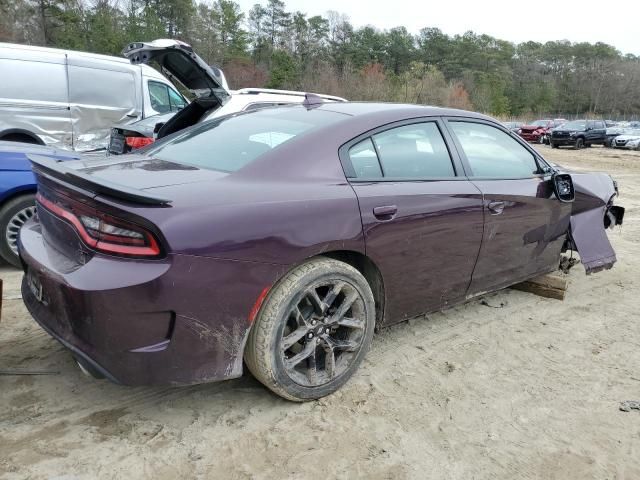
[{"left": 19, "top": 102, "right": 624, "bottom": 401}]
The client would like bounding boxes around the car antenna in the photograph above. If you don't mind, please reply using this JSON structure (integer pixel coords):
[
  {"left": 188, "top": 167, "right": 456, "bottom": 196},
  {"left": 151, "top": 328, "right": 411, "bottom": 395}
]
[{"left": 303, "top": 93, "right": 324, "bottom": 109}]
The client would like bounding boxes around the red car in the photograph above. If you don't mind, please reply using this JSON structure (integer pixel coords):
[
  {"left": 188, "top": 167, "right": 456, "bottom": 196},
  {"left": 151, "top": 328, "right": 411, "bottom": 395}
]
[{"left": 518, "top": 119, "right": 566, "bottom": 144}]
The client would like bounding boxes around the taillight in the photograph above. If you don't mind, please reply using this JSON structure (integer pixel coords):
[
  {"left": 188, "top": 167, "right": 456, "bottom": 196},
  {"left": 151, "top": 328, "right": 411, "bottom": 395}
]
[
  {"left": 125, "top": 137, "right": 154, "bottom": 149},
  {"left": 36, "top": 193, "right": 161, "bottom": 257}
]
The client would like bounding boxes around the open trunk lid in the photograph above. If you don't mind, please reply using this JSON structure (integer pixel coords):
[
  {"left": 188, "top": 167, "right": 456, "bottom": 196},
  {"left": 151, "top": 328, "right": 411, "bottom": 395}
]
[{"left": 123, "top": 39, "right": 230, "bottom": 102}]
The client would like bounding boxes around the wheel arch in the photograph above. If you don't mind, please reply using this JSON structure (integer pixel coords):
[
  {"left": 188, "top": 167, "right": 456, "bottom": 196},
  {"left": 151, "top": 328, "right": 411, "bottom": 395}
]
[
  {"left": 315, "top": 250, "right": 386, "bottom": 329},
  {"left": 0, "top": 129, "right": 44, "bottom": 145},
  {"left": 0, "top": 185, "right": 37, "bottom": 207}
]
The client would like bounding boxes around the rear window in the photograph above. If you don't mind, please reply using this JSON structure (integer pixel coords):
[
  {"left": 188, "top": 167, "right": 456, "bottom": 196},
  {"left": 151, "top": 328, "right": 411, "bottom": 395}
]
[{"left": 144, "top": 107, "right": 343, "bottom": 172}]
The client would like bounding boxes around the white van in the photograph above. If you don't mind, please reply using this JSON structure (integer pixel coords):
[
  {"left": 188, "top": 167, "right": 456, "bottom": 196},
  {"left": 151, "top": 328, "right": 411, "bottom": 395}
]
[{"left": 0, "top": 42, "right": 187, "bottom": 151}]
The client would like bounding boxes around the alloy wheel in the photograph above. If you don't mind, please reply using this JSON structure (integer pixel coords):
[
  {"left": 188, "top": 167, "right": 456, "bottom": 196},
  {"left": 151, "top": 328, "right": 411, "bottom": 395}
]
[
  {"left": 280, "top": 281, "right": 367, "bottom": 387},
  {"left": 5, "top": 206, "right": 36, "bottom": 255}
]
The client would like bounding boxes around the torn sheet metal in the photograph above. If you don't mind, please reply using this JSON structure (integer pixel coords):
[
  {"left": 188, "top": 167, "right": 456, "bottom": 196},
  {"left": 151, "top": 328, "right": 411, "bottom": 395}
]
[{"left": 567, "top": 172, "right": 624, "bottom": 274}]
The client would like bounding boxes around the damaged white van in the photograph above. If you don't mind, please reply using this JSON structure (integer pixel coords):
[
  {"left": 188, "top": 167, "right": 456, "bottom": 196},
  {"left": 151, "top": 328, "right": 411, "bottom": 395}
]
[{"left": 0, "top": 42, "right": 187, "bottom": 151}]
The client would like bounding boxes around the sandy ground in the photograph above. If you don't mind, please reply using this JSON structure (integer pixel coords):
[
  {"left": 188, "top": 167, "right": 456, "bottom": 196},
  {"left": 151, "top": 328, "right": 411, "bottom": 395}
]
[{"left": 1, "top": 145, "right": 639, "bottom": 480}]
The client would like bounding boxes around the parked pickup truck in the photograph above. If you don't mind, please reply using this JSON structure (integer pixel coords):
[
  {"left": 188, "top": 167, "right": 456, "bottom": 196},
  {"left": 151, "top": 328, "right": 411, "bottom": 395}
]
[{"left": 550, "top": 120, "right": 607, "bottom": 149}]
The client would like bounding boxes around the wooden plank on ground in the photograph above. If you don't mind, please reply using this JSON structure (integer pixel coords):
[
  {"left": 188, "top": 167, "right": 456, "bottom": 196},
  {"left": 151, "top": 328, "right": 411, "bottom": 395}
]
[{"left": 511, "top": 272, "right": 568, "bottom": 300}]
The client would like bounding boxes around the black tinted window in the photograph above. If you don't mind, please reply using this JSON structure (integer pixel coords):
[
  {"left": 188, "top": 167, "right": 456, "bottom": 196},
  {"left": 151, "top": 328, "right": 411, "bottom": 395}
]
[
  {"left": 367, "top": 123, "right": 455, "bottom": 178},
  {"left": 450, "top": 122, "right": 539, "bottom": 178},
  {"left": 144, "top": 108, "right": 342, "bottom": 172}
]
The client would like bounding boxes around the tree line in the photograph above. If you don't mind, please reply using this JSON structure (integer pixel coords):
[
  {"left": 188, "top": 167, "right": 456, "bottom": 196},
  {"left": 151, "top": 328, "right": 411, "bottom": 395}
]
[{"left": 2, "top": 0, "right": 639, "bottom": 118}]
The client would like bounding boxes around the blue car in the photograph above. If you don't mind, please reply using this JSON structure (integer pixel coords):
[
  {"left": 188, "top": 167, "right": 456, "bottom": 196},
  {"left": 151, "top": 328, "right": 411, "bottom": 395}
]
[{"left": 0, "top": 141, "right": 81, "bottom": 267}]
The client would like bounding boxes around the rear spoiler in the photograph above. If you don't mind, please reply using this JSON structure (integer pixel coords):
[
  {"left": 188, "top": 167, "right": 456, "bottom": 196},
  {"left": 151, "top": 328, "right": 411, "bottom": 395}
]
[{"left": 28, "top": 154, "right": 172, "bottom": 206}]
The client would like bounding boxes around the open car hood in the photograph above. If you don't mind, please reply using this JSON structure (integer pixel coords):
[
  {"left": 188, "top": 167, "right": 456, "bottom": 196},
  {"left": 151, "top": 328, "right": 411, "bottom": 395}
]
[{"left": 123, "top": 39, "right": 230, "bottom": 102}]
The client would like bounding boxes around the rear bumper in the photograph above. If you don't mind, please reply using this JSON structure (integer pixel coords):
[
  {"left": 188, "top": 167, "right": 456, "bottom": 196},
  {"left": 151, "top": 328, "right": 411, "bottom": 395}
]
[{"left": 19, "top": 219, "right": 283, "bottom": 386}]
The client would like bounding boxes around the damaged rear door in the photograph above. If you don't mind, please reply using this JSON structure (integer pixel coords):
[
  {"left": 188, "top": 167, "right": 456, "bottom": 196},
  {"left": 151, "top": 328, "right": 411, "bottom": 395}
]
[{"left": 342, "top": 119, "right": 484, "bottom": 324}]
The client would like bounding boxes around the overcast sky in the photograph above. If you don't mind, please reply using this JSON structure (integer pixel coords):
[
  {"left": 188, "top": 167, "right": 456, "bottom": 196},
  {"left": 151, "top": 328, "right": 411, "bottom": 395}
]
[{"left": 235, "top": 0, "right": 640, "bottom": 55}]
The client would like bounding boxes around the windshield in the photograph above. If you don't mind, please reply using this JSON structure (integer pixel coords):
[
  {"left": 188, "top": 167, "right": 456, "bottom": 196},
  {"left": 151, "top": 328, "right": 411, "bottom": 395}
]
[
  {"left": 143, "top": 107, "right": 344, "bottom": 172},
  {"left": 531, "top": 120, "right": 550, "bottom": 127},
  {"left": 561, "top": 121, "right": 586, "bottom": 130}
]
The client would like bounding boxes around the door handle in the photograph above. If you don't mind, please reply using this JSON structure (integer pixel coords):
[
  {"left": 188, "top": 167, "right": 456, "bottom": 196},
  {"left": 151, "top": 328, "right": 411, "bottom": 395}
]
[
  {"left": 373, "top": 205, "right": 398, "bottom": 220},
  {"left": 487, "top": 201, "right": 505, "bottom": 215}
]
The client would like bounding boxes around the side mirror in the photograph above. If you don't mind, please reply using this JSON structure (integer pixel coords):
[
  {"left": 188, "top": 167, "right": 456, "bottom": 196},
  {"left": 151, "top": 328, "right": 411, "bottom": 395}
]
[{"left": 552, "top": 173, "right": 575, "bottom": 203}]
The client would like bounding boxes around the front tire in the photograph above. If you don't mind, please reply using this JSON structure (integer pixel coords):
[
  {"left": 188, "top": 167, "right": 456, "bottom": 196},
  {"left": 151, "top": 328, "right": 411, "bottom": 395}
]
[
  {"left": 575, "top": 137, "right": 585, "bottom": 149},
  {"left": 0, "top": 194, "right": 36, "bottom": 267},
  {"left": 245, "top": 257, "right": 376, "bottom": 401}
]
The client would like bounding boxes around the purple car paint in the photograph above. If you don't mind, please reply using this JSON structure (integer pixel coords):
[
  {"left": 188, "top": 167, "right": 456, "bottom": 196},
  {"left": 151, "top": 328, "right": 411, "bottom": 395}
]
[{"left": 18, "top": 103, "right": 624, "bottom": 396}]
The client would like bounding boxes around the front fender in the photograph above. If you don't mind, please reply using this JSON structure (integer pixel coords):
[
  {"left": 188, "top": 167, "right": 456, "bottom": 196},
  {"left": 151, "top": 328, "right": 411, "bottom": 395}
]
[{"left": 569, "top": 173, "right": 624, "bottom": 274}]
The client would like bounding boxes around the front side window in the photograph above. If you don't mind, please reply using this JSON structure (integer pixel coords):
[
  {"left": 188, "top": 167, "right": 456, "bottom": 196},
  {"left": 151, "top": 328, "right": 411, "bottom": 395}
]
[
  {"left": 149, "top": 81, "right": 185, "bottom": 113},
  {"left": 349, "top": 122, "right": 455, "bottom": 179},
  {"left": 449, "top": 121, "right": 539, "bottom": 178},
  {"left": 168, "top": 87, "right": 187, "bottom": 110}
]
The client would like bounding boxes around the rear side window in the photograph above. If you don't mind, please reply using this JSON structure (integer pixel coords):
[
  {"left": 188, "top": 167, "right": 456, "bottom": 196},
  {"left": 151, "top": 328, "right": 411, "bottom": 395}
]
[
  {"left": 348, "top": 122, "right": 455, "bottom": 179},
  {"left": 449, "top": 121, "right": 539, "bottom": 178},
  {"left": 348, "top": 138, "right": 382, "bottom": 178},
  {"left": 145, "top": 107, "right": 344, "bottom": 172}
]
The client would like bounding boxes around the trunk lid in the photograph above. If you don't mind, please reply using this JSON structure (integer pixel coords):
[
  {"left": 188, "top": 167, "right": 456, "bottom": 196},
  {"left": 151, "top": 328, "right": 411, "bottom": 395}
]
[
  {"left": 28, "top": 153, "right": 227, "bottom": 199},
  {"left": 122, "top": 39, "right": 230, "bottom": 102}
]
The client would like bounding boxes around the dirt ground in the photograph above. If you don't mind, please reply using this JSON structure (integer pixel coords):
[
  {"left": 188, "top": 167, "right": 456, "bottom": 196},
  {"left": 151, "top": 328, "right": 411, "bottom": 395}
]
[{"left": 1, "top": 145, "right": 639, "bottom": 480}]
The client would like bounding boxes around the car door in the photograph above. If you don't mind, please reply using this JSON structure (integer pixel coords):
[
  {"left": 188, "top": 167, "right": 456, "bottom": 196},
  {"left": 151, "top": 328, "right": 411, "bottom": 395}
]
[
  {"left": 593, "top": 120, "right": 607, "bottom": 143},
  {"left": 341, "top": 119, "right": 484, "bottom": 324},
  {"left": 445, "top": 119, "right": 572, "bottom": 295}
]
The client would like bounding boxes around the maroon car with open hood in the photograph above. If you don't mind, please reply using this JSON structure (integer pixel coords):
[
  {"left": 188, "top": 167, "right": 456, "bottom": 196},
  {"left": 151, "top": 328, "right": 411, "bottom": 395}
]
[
  {"left": 518, "top": 119, "right": 566, "bottom": 144},
  {"left": 19, "top": 103, "right": 624, "bottom": 401}
]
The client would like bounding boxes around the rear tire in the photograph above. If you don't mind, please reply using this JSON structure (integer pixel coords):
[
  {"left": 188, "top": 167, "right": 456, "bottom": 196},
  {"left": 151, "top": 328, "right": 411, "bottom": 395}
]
[
  {"left": 0, "top": 194, "right": 36, "bottom": 268},
  {"left": 245, "top": 257, "right": 376, "bottom": 401}
]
